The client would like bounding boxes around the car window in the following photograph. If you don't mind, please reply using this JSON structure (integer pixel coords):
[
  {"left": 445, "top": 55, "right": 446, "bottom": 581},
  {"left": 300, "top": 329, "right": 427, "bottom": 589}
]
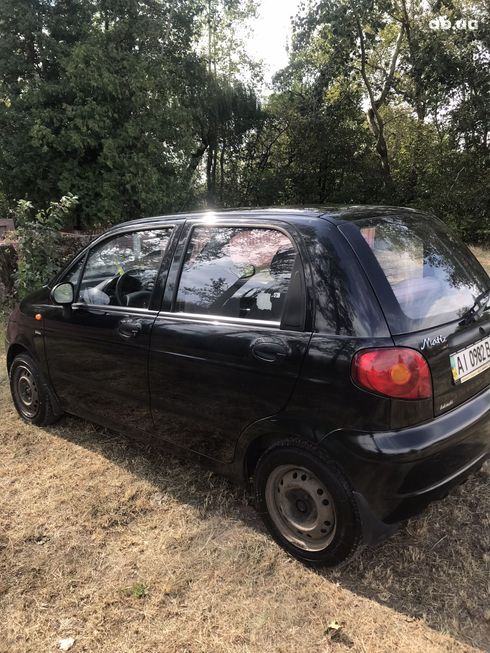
[
  {"left": 358, "top": 216, "right": 488, "bottom": 333},
  {"left": 60, "top": 256, "right": 85, "bottom": 288},
  {"left": 77, "top": 229, "right": 172, "bottom": 308},
  {"left": 175, "top": 226, "right": 298, "bottom": 322}
]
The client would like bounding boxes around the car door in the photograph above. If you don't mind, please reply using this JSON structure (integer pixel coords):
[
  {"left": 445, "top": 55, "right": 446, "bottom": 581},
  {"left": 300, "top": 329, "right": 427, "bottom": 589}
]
[
  {"left": 42, "top": 224, "right": 178, "bottom": 433},
  {"left": 148, "top": 217, "right": 313, "bottom": 463}
]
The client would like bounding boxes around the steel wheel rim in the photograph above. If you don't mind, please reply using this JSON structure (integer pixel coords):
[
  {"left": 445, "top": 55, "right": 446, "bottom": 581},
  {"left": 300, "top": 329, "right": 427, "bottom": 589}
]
[
  {"left": 265, "top": 464, "right": 336, "bottom": 551},
  {"left": 15, "top": 365, "right": 39, "bottom": 419}
]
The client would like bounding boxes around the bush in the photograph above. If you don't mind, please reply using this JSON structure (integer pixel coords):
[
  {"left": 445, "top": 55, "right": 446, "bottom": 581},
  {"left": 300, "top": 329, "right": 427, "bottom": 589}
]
[
  {"left": 14, "top": 195, "right": 78, "bottom": 298},
  {"left": 0, "top": 242, "right": 17, "bottom": 300}
]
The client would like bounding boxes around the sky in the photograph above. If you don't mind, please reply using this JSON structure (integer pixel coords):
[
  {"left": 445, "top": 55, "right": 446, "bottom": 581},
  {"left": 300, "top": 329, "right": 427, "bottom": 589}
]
[{"left": 245, "top": 0, "right": 302, "bottom": 86}]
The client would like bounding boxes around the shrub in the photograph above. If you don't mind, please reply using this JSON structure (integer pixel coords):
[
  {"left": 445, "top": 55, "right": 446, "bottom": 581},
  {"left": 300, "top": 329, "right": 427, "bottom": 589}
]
[
  {"left": 14, "top": 195, "right": 78, "bottom": 298},
  {"left": 0, "top": 242, "right": 17, "bottom": 301}
]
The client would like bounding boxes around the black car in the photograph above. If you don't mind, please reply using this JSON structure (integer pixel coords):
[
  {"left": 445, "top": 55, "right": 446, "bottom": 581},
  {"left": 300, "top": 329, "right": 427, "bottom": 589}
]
[{"left": 5, "top": 207, "right": 490, "bottom": 566}]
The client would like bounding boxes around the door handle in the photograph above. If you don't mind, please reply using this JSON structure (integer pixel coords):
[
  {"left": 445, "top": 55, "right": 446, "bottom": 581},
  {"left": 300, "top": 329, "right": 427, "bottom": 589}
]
[
  {"left": 251, "top": 339, "right": 289, "bottom": 363},
  {"left": 118, "top": 319, "right": 143, "bottom": 339}
]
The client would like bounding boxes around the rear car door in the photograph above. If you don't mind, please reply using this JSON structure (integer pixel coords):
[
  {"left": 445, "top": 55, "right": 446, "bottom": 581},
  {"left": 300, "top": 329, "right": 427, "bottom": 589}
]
[
  {"left": 340, "top": 214, "right": 490, "bottom": 419},
  {"left": 148, "top": 217, "right": 313, "bottom": 463},
  {"left": 43, "top": 225, "right": 178, "bottom": 433}
]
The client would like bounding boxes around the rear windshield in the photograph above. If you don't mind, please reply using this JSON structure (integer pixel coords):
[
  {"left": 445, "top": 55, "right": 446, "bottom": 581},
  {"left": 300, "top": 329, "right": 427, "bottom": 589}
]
[{"left": 356, "top": 215, "right": 489, "bottom": 334}]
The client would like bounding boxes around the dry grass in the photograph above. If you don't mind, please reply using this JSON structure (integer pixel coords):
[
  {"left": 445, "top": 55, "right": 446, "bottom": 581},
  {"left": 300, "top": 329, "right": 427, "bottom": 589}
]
[
  {"left": 470, "top": 246, "right": 490, "bottom": 275},
  {"left": 1, "top": 363, "right": 489, "bottom": 653},
  {"left": 0, "top": 249, "right": 489, "bottom": 653}
]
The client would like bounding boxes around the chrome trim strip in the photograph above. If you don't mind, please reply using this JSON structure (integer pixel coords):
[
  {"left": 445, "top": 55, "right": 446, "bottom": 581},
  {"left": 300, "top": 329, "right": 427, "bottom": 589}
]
[
  {"left": 156, "top": 310, "right": 280, "bottom": 328},
  {"left": 72, "top": 303, "right": 158, "bottom": 316},
  {"left": 70, "top": 304, "right": 280, "bottom": 327}
]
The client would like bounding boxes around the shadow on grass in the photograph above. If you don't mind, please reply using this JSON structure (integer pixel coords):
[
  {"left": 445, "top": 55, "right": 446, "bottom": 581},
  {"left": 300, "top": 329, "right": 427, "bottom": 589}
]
[{"left": 45, "top": 413, "right": 489, "bottom": 651}]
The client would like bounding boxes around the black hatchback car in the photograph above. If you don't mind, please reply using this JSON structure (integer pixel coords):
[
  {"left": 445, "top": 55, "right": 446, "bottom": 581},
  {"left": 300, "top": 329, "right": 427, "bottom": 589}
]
[{"left": 5, "top": 207, "right": 490, "bottom": 565}]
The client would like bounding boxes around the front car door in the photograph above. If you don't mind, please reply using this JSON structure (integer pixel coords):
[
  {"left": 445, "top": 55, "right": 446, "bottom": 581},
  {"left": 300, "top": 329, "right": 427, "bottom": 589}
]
[
  {"left": 43, "top": 223, "right": 178, "bottom": 433},
  {"left": 148, "top": 216, "right": 313, "bottom": 462}
]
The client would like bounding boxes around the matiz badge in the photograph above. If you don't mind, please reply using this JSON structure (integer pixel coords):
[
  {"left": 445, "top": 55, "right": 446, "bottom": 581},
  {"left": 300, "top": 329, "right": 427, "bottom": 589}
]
[{"left": 420, "top": 335, "right": 447, "bottom": 350}]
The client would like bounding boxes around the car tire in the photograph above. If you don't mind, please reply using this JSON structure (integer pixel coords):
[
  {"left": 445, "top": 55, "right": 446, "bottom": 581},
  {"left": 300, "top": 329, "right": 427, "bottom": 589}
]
[
  {"left": 254, "top": 439, "right": 362, "bottom": 566},
  {"left": 9, "top": 353, "right": 63, "bottom": 426}
]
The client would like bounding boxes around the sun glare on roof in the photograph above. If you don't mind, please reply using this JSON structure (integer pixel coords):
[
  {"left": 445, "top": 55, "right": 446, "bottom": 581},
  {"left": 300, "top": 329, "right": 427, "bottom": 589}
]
[{"left": 203, "top": 212, "right": 217, "bottom": 224}]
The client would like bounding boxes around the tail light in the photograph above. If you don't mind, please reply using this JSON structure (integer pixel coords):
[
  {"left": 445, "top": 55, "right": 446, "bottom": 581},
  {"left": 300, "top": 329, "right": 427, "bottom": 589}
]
[{"left": 352, "top": 347, "right": 432, "bottom": 400}]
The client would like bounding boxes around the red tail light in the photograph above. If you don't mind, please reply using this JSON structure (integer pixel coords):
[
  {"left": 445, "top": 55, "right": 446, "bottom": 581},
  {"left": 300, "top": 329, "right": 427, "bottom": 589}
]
[{"left": 352, "top": 348, "right": 432, "bottom": 400}]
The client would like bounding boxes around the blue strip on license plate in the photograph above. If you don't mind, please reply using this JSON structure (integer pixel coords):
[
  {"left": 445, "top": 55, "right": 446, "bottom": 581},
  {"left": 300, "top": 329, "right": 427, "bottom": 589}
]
[{"left": 450, "top": 335, "right": 490, "bottom": 384}]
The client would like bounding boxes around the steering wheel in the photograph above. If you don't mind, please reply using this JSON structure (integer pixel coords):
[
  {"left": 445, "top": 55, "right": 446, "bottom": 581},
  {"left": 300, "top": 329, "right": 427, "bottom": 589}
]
[{"left": 115, "top": 268, "right": 145, "bottom": 306}]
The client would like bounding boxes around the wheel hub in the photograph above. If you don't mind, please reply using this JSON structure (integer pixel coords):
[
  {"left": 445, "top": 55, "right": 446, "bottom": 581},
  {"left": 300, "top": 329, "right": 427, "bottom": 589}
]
[
  {"left": 295, "top": 498, "right": 308, "bottom": 514},
  {"left": 265, "top": 465, "right": 336, "bottom": 552},
  {"left": 15, "top": 366, "right": 39, "bottom": 419}
]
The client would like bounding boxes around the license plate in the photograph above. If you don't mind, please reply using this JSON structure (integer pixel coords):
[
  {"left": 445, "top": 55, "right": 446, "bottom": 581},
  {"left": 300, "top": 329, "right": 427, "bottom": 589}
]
[{"left": 450, "top": 335, "right": 490, "bottom": 384}]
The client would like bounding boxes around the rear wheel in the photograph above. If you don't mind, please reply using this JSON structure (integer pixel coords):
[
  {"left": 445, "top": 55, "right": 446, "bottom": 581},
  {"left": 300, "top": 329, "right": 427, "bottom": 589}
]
[
  {"left": 9, "top": 353, "right": 62, "bottom": 426},
  {"left": 254, "top": 440, "right": 362, "bottom": 566}
]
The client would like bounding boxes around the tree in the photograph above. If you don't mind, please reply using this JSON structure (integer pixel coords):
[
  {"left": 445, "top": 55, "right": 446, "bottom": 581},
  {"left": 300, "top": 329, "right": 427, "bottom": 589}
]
[
  {"left": 187, "top": 0, "right": 263, "bottom": 207},
  {"left": 0, "top": 0, "right": 487, "bottom": 242},
  {"left": 264, "top": 0, "right": 489, "bottom": 240},
  {"left": 0, "top": 0, "right": 205, "bottom": 226}
]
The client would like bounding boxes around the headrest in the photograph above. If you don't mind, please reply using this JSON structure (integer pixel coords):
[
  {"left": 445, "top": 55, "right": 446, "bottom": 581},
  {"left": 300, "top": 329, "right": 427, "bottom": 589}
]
[{"left": 270, "top": 246, "right": 296, "bottom": 278}]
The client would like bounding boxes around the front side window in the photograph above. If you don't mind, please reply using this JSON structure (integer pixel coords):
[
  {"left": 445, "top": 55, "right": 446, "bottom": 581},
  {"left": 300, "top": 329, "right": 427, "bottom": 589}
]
[
  {"left": 175, "top": 226, "right": 298, "bottom": 322},
  {"left": 60, "top": 257, "right": 84, "bottom": 288},
  {"left": 78, "top": 229, "right": 172, "bottom": 308}
]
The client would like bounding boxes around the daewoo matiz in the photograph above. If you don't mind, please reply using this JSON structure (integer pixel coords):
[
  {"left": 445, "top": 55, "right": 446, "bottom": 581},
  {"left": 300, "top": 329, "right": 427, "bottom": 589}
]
[{"left": 5, "top": 207, "right": 490, "bottom": 565}]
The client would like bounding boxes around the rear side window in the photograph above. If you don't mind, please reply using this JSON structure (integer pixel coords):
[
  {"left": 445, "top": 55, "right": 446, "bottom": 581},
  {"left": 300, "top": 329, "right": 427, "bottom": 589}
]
[
  {"left": 358, "top": 216, "right": 488, "bottom": 333},
  {"left": 175, "top": 226, "right": 298, "bottom": 323}
]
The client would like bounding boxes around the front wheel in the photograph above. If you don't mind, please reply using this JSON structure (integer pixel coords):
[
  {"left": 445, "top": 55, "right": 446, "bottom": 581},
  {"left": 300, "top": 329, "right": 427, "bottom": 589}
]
[
  {"left": 9, "top": 353, "right": 62, "bottom": 426},
  {"left": 254, "top": 440, "right": 362, "bottom": 566}
]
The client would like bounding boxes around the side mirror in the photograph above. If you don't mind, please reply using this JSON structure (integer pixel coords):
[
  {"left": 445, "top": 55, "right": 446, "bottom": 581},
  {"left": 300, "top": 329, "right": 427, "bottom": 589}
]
[{"left": 51, "top": 282, "right": 75, "bottom": 305}]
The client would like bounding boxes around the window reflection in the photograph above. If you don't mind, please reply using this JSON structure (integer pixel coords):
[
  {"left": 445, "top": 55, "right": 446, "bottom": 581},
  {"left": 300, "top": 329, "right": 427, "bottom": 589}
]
[
  {"left": 359, "top": 217, "right": 486, "bottom": 325},
  {"left": 77, "top": 229, "right": 171, "bottom": 308},
  {"left": 176, "top": 226, "right": 297, "bottom": 322},
  {"left": 61, "top": 257, "right": 84, "bottom": 289}
]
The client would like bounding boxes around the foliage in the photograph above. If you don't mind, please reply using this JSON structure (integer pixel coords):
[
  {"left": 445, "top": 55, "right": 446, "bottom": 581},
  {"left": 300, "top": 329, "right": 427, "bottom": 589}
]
[
  {"left": 122, "top": 582, "right": 149, "bottom": 599},
  {"left": 239, "top": 0, "right": 489, "bottom": 242},
  {"left": 0, "top": 0, "right": 204, "bottom": 226},
  {"left": 0, "top": 0, "right": 263, "bottom": 226},
  {"left": 14, "top": 194, "right": 78, "bottom": 297},
  {"left": 0, "top": 0, "right": 488, "bottom": 243},
  {"left": 0, "top": 243, "right": 17, "bottom": 308}
]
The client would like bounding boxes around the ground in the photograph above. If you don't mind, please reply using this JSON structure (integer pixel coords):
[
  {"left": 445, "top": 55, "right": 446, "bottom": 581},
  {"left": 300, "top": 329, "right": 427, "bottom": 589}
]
[
  {"left": 0, "top": 250, "right": 488, "bottom": 653},
  {"left": 472, "top": 246, "right": 490, "bottom": 275}
]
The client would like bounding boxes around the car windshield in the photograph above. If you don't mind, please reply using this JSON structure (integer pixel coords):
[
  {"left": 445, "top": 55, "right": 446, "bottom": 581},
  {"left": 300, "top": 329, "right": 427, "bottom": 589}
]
[{"left": 357, "top": 215, "right": 489, "bottom": 334}]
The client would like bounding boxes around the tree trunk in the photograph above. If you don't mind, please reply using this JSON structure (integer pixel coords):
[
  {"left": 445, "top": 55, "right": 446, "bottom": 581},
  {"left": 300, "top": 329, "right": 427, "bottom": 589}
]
[
  {"left": 401, "top": 0, "right": 426, "bottom": 123},
  {"left": 206, "top": 144, "right": 216, "bottom": 206},
  {"left": 352, "top": 6, "right": 404, "bottom": 191},
  {"left": 211, "top": 144, "right": 217, "bottom": 197},
  {"left": 219, "top": 140, "right": 226, "bottom": 204},
  {"left": 367, "top": 108, "right": 392, "bottom": 188},
  {"left": 187, "top": 142, "right": 208, "bottom": 179}
]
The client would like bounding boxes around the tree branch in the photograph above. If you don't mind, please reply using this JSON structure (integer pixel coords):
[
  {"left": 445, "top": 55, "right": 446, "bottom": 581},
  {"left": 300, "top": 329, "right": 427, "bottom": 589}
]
[{"left": 375, "top": 22, "right": 405, "bottom": 109}]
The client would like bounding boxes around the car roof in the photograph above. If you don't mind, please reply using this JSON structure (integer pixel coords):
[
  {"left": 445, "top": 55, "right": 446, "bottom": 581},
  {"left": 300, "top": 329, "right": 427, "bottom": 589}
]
[{"left": 107, "top": 205, "right": 422, "bottom": 232}]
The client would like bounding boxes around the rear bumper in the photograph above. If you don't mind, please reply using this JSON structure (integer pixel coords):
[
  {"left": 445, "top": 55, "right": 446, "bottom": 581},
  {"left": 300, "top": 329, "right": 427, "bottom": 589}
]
[{"left": 322, "top": 387, "right": 489, "bottom": 529}]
